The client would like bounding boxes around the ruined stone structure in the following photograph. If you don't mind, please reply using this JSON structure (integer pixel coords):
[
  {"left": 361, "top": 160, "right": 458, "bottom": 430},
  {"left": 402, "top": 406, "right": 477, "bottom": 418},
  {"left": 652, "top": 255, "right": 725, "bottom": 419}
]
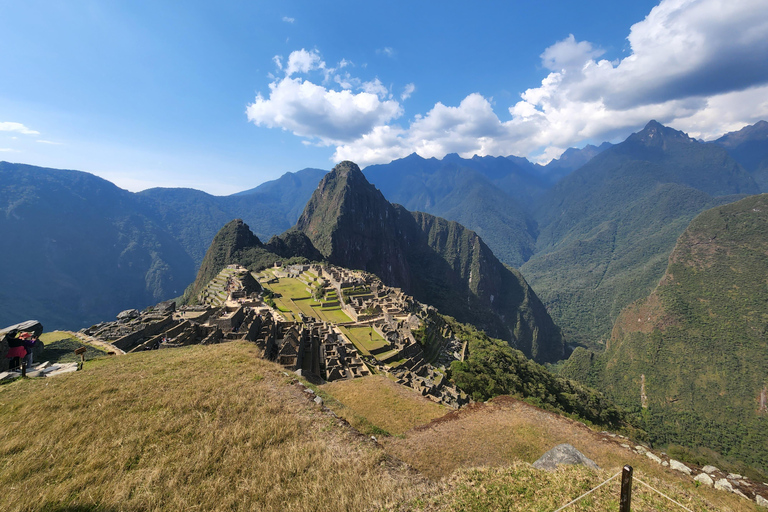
[{"left": 83, "top": 263, "right": 467, "bottom": 408}]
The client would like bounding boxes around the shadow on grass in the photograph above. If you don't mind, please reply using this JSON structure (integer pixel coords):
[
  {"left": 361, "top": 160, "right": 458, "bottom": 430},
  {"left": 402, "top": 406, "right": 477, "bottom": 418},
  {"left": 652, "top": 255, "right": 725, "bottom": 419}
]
[{"left": 39, "top": 338, "right": 105, "bottom": 364}]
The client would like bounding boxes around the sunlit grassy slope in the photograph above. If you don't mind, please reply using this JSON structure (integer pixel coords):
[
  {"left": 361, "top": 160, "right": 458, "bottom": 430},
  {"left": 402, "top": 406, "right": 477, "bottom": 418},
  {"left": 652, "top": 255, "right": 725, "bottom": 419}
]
[
  {"left": 0, "top": 342, "right": 757, "bottom": 511},
  {"left": 0, "top": 342, "right": 427, "bottom": 512}
]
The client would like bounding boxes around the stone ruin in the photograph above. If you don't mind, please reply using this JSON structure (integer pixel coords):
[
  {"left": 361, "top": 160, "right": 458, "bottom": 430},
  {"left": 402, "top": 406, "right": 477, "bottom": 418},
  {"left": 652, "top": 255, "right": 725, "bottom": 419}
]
[{"left": 81, "top": 263, "right": 468, "bottom": 408}]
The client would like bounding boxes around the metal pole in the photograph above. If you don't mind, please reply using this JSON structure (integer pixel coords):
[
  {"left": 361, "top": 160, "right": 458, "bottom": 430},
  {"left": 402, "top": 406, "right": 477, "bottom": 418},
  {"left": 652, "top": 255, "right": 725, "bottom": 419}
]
[{"left": 619, "top": 465, "right": 633, "bottom": 512}]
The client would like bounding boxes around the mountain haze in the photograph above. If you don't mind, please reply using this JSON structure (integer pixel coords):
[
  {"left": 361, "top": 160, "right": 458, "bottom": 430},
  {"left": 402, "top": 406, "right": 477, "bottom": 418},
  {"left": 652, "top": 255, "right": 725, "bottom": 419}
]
[
  {"left": 715, "top": 120, "right": 768, "bottom": 192},
  {"left": 522, "top": 120, "right": 758, "bottom": 346},
  {"left": 0, "top": 162, "right": 195, "bottom": 329}
]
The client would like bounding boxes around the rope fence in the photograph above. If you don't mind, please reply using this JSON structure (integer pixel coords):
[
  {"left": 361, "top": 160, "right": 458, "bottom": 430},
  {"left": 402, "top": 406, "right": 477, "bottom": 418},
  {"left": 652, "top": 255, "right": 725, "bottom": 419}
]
[
  {"left": 635, "top": 476, "right": 695, "bottom": 512},
  {"left": 552, "top": 465, "right": 697, "bottom": 512},
  {"left": 552, "top": 471, "right": 621, "bottom": 512}
]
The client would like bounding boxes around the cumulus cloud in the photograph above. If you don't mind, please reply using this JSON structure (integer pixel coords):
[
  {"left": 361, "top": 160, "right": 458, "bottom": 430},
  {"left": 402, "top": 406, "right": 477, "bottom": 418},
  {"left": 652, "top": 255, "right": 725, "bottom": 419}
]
[
  {"left": 0, "top": 121, "right": 39, "bottom": 135},
  {"left": 284, "top": 48, "right": 324, "bottom": 76},
  {"left": 249, "top": 0, "right": 768, "bottom": 166},
  {"left": 282, "top": 16, "right": 294, "bottom": 23},
  {"left": 247, "top": 49, "right": 402, "bottom": 144}
]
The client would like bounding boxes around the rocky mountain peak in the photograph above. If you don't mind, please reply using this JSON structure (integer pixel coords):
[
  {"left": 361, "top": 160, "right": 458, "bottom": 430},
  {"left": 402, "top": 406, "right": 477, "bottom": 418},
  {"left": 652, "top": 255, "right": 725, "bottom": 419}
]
[{"left": 631, "top": 120, "right": 692, "bottom": 146}]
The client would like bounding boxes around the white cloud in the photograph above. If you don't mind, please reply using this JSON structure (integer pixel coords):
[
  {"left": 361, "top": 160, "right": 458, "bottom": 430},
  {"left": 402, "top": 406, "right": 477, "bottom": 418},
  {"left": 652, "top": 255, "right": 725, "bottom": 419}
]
[
  {"left": 247, "top": 50, "right": 402, "bottom": 144},
  {"left": 249, "top": 0, "right": 768, "bottom": 166},
  {"left": 0, "top": 148, "right": 18, "bottom": 152},
  {"left": 284, "top": 48, "right": 324, "bottom": 77},
  {"left": 282, "top": 16, "right": 294, "bottom": 23},
  {"left": 0, "top": 121, "right": 39, "bottom": 136},
  {"left": 401, "top": 83, "right": 416, "bottom": 101},
  {"left": 36, "top": 139, "right": 63, "bottom": 145},
  {"left": 540, "top": 34, "right": 605, "bottom": 72}
]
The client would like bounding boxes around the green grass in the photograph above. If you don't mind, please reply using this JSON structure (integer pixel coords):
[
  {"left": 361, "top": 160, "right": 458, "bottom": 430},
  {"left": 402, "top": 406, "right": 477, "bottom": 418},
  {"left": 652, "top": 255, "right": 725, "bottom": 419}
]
[
  {"left": 313, "top": 306, "right": 351, "bottom": 324},
  {"left": 413, "top": 463, "right": 736, "bottom": 511},
  {"left": 339, "top": 326, "right": 389, "bottom": 355},
  {"left": 265, "top": 277, "right": 311, "bottom": 299},
  {"left": 323, "top": 375, "right": 446, "bottom": 436}
]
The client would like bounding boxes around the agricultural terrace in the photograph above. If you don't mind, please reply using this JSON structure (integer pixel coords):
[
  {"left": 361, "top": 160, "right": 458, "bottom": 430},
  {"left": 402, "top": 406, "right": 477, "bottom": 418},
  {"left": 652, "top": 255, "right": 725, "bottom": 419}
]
[
  {"left": 323, "top": 375, "right": 446, "bottom": 436},
  {"left": 339, "top": 326, "right": 388, "bottom": 356},
  {"left": 261, "top": 276, "right": 351, "bottom": 324}
]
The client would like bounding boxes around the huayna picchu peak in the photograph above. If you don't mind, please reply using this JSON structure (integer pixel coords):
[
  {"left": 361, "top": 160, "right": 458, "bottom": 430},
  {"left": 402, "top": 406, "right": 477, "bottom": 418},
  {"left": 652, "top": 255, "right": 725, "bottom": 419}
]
[{"left": 293, "top": 161, "right": 565, "bottom": 363}]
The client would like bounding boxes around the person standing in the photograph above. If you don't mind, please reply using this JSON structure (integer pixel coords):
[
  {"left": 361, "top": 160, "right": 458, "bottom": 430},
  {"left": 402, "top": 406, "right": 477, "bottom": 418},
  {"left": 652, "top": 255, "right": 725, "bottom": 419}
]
[{"left": 21, "top": 333, "right": 37, "bottom": 367}]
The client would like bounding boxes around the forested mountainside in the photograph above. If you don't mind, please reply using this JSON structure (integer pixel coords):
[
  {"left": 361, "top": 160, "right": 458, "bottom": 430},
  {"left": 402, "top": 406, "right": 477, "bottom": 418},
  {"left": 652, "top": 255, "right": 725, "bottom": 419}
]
[
  {"left": 715, "top": 120, "right": 768, "bottom": 192},
  {"left": 0, "top": 162, "right": 195, "bottom": 329},
  {"left": 137, "top": 167, "right": 327, "bottom": 265},
  {"left": 561, "top": 194, "right": 768, "bottom": 476},
  {"left": 296, "top": 161, "right": 564, "bottom": 363},
  {"left": 4, "top": 120, "right": 767, "bottom": 346},
  {"left": 521, "top": 121, "right": 759, "bottom": 347}
]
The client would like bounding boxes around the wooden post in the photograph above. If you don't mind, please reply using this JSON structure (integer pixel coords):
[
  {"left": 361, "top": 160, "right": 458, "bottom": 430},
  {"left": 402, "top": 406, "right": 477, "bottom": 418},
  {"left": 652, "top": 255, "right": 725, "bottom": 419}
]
[
  {"left": 21, "top": 360, "right": 27, "bottom": 378},
  {"left": 74, "top": 346, "right": 87, "bottom": 371},
  {"left": 619, "top": 465, "right": 633, "bottom": 512}
]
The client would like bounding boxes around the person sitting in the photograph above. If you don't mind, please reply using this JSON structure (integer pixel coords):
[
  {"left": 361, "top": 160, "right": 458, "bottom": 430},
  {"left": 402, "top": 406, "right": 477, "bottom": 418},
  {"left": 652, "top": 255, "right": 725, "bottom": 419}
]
[{"left": 5, "top": 331, "right": 27, "bottom": 371}]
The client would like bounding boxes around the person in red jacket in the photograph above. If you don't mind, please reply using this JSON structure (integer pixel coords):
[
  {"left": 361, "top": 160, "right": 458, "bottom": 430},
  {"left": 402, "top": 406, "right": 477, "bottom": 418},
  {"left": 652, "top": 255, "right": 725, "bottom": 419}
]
[{"left": 5, "top": 331, "right": 27, "bottom": 371}]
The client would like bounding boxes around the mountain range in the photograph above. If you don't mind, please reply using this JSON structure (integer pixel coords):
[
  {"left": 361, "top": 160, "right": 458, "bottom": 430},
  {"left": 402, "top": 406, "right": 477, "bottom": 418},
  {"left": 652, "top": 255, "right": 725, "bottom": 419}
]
[
  {"left": 4, "top": 119, "right": 768, "bottom": 477},
  {"left": 186, "top": 162, "right": 565, "bottom": 363},
  {"left": 2, "top": 120, "right": 766, "bottom": 347}
]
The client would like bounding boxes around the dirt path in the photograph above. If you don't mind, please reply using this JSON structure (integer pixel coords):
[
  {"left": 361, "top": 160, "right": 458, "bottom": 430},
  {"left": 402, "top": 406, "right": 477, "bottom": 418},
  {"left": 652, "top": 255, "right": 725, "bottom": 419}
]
[{"left": 65, "top": 331, "right": 125, "bottom": 355}]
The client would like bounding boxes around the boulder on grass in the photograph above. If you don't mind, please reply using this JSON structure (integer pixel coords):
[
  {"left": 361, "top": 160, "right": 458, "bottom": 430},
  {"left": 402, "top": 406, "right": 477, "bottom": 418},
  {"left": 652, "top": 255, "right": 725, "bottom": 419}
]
[{"left": 533, "top": 443, "right": 599, "bottom": 471}]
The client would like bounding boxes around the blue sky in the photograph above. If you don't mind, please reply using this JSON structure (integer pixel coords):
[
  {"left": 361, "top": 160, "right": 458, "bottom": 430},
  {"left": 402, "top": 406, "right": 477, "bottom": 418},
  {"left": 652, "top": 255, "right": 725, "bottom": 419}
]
[{"left": 2, "top": 0, "right": 767, "bottom": 194}]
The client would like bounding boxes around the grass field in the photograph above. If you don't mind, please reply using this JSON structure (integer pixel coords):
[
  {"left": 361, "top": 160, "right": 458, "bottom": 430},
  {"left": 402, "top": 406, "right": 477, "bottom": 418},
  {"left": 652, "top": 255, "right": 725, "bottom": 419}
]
[
  {"left": 266, "top": 277, "right": 311, "bottom": 299},
  {"left": 340, "top": 326, "right": 389, "bottom": 355},
  {"left": 0, "top": 342, "right": 754, "bottom": 511},
  {"left": 313, "top": 306, "right": 351, "bottom": 323},
  {"left": 323, "top": 375, "right": 447, "bottom": 436},
  {"left": 38, "top": 331, "right": 107, "bottom": 363},
  {"left": 0, "top": 342, "right": 430, "bottom": 511}
]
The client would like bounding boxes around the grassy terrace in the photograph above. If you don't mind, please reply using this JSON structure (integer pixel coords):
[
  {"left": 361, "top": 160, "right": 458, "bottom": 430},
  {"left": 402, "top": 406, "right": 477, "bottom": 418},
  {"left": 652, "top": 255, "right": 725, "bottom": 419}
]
[
  {"left": 339, "top": 326, "right": 389, "bottom": 356},
  {"left": 0, "top": 342, "right": 752, "bottom": 511},
  {"left": 262, "top": 276, "right": 352, "bottom": 324},
  {"left": 323, "top": 375, "right": 446, "bottom": 436}
]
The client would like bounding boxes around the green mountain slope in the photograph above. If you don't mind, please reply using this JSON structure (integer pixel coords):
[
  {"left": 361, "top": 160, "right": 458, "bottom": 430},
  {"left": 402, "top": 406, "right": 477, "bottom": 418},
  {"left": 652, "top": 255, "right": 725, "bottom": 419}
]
[
  {"left": 182, "top": 219, "right": 318, "bottom": 304},
  {"left": 561, "top": 194, "right": 768, "bottom": 475},
  {"left": 522, "top": 121, "right": 758, "bottom": 347},
  {"left": 0, "top": 162, "right": 195, "bottom": 330},
  {"left": 364, "top": 153, "right": 541, "bottom": 267},
  {"left": 296, "top": 161, "right": 564, "bottom": 363},
  {"left": 137, "top": 167, "right": 326, "bottom": 266},
  {"left": 715, "top": 120, "right": 768, "bottom": 191}
]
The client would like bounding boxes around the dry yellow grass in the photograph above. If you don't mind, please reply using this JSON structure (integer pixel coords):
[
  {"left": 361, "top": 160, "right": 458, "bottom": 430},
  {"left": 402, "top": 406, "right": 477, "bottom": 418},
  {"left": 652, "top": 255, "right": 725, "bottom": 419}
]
[
  {"left": 322, "top": 375, "right": 447, "bottom": 436},
  {"left": 0, "top": 343, "right": 758, "bottom": 511},
  {"left": 384, "top": 396, "right": 759, "bottom": 511},
  {"left": 414, "top": 461, "right": 743, "bottom": 511},
  {"left": 0, "top": 342, "right": 429, "bottom": 512}
]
